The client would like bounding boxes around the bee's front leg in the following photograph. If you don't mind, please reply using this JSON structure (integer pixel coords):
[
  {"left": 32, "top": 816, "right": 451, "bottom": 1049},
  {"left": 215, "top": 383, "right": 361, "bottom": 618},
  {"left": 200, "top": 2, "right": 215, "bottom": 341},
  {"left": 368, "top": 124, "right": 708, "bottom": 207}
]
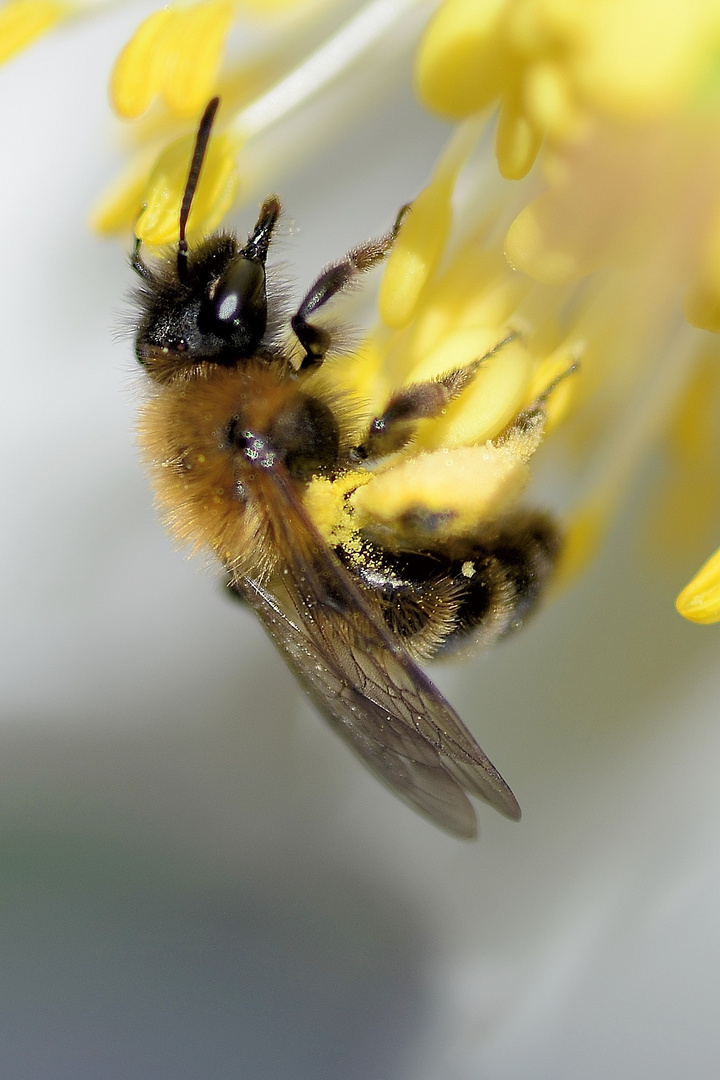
[{"left": 292, "top": 206, "right": 410, "bottom": 371}]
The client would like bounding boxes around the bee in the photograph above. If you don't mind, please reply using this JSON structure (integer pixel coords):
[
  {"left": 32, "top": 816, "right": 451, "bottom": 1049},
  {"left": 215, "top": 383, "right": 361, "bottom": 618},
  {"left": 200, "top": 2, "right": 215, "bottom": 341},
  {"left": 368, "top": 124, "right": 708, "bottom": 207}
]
[{"left": 130, "top": 98, "right": 561, "bottom": 839}]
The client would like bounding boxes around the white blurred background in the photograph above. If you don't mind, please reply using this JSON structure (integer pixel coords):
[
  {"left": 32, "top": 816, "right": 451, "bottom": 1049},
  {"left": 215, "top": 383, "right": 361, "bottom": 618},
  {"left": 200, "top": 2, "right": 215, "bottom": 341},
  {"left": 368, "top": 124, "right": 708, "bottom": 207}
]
[{"left": 1, "top": 4, "right": 719, "bottom": 1077}]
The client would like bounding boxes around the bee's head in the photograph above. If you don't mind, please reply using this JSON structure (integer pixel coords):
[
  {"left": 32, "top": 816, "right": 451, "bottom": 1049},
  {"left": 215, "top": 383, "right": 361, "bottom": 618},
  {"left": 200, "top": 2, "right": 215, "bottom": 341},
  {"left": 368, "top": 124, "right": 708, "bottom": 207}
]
[{"left": 132, "top": 98, "right": 280, "bottom": 382}]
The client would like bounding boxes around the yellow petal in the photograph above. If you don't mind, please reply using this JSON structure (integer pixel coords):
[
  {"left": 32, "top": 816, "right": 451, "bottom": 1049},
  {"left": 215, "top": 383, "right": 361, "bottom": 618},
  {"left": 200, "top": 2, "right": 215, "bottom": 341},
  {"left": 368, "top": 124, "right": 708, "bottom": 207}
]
[
  {"left": 522, "top": 59, "right": 583, "bottom": 141},
  {"left": 236, "top": 0, "right": 313, "bottom": 11},
  {"left": 90, "top": 151, "right": 158, "bottom": 237},
  {"left": 110, "top": 8, "right": 174, "bottom": 119},
  {"left": 553, "top": 496, "right": 611, "bottom": 590},
  {"left": 408, "top": 244, "right": 530, "bottom": 361},
  {"left": 111, "top": 1, "right": 236, "bottom": 120},
  {"left": 684, "top": 279, "right": 720, "bottom": 335},
  {"left": 524, "top": 346, "right": 579, "bottom": 432},
  {"left": 0, "top": 0, "right": 67, "bottom": 64},
  {"left": 408, "top": 332, "right": 532, "bottom": 450},
  {"left": 325, "top": 336, "right": 387, "bottom": 410},
  {"left": 415, "top": 0, "right": 513, "bottom": 119},
  {"left": 505, "top": 199, "right": 581, "bottom": 284},
  {"left": 676, "top": 546, "right": 720, "bottom": 624},
  {"left": 646, "top": 348, "right": 720, "bottom": 568},
  {"left": 504, "top": 0, "right": 558, "bottom": 57},
  {"left": 496, "top": 84, "right": 542, "bottom": 180},
  {"left": 569, "top": 0, "right": 720, "bottom": 120},
  {"left": 136, "top": 131, "right": 241, "bottom": 247},
  {"left": 160, "top": 1, "right": 237, "bottom": 118},
  {"left": 378, "top": 178, "right": 453, "bottom": 330}
]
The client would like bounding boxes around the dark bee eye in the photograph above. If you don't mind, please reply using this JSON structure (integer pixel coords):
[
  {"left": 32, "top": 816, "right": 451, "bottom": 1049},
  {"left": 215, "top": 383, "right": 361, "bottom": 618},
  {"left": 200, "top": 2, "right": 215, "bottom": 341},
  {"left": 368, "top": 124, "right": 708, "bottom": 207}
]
[
  {"left": 135, "top": 188, "right": 280, "bottom": 380},
  {"left": 200, "top": 256, "right": 267, "bottom": 347}
]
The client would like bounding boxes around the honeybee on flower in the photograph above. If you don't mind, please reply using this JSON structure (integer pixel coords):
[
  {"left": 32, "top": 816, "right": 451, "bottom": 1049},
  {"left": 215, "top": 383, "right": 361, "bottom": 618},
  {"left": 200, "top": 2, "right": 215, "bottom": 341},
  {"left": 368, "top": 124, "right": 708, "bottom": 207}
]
[
  {"left": 93, "top": 2, "right": 582, "bottom": 834},
  {"left": 3, "top": 0, "right": 720, "bottom": 1073},
  {"left": 7, "top": 0, "right": 720, "bottom": 812},
  {"left": 129, "top": 96, "right": 575, "bottom": 836}
]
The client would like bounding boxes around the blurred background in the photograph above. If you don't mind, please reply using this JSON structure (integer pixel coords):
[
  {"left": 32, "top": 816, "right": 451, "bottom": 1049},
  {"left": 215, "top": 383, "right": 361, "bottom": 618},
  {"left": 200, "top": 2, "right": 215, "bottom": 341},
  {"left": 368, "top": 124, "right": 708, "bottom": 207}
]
[{"left": 1, "top": 4, "right": 719, "bottom": 1077}]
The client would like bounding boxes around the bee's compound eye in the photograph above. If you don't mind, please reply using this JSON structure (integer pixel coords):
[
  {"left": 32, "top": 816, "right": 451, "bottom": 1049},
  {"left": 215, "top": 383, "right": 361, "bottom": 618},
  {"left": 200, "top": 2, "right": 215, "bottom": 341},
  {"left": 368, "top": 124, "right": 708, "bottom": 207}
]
[{"left": 201, "top": 257, "right": 267, "bottom": 348}]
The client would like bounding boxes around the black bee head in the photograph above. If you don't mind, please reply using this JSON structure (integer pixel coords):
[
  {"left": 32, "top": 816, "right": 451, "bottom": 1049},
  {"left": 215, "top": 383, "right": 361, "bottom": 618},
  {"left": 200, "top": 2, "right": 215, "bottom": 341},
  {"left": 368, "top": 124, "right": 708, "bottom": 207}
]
[
  {"left": 130, "top": 97, "right": 280, "bottom": 382},
  {"left": 133, "top": 206, "right": 279, "bottom": 380}
]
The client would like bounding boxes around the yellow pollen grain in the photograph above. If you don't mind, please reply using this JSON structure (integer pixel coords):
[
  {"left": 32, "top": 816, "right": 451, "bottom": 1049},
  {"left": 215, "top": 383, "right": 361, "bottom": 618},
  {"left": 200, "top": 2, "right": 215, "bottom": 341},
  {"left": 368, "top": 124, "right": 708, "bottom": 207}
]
[
  {"left": 304, "top": 472, "right": 368, "bottom": 548},
  {"left": 351, "top": 445, "right": 530, "bottom": 540}
]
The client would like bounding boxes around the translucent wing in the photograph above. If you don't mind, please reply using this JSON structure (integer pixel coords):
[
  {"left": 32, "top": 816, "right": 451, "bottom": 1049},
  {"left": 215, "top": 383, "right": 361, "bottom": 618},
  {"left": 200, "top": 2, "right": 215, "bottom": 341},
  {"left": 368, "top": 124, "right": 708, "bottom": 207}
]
[{"left": 236, "top": 469, "right": 521, "bottom": 839}]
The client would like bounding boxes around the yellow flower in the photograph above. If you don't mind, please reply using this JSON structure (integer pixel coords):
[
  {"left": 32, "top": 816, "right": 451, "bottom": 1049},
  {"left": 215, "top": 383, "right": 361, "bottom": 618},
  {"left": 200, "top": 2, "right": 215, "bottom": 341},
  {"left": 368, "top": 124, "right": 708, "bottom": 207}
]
[
  {"left": 416, "top": 0, "right": 720, "bottom": 620},
  {"left": 676, "top": 546, "right": 720, "bottom": 623},
  {"left": 417, "top": 0, "right": 720, "bottom": 174},
  {"left": 92, "top": 122, "right": 242, "bottom": 249},
  {"left": 137, "top": 125, "right": 242, "bottom": 248},
  {"left": 96, "top": 0, "right": 427, "bottom": 243},
  {"left": 0, "top": 0, "right": 70, "bottom": 64},
  {"left": 91, "top": 0, "right": 720, "bottom": 621},
  {"left": 110, "top": 1, "right": 237, "bottom": 120},
  {"left": 302, "top": 111, "right": 580, "bottom": 559},
  {"left": 7, "top": 8, "right": 720, "bottom": 1062}
]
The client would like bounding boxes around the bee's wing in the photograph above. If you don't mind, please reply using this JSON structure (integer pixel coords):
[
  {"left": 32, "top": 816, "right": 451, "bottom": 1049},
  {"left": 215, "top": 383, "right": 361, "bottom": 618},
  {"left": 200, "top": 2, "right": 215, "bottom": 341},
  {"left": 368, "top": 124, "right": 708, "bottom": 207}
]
[{"left": 238, "top": 470, "right": 521, "bottom": 839}]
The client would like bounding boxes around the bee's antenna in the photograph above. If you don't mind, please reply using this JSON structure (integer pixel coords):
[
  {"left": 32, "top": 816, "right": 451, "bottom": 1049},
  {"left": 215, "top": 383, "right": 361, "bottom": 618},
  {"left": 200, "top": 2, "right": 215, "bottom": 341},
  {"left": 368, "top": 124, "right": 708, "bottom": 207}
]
[{"left": 177, "top": 96, "right": 220, "bottom": 284}]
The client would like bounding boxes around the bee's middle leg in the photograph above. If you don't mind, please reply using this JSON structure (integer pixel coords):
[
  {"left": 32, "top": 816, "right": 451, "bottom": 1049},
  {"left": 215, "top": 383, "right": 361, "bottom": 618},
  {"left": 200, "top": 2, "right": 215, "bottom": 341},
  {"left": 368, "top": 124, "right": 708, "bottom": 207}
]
[{"left": 356, "top": 334, "right": 516, "bottom": 460}]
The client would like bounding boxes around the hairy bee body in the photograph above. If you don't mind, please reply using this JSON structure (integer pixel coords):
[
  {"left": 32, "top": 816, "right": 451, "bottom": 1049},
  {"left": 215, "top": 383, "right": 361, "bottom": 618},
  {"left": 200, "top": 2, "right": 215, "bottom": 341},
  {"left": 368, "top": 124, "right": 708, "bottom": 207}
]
[
  {"left": 140, "top": 347, "right": 558, "bottom": 644},
  {"left": 139, "top": 360, "right": 335, "bottom": 573},
  {"left": 131, "top": 100, "right": 560, "bottom": 838}
]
